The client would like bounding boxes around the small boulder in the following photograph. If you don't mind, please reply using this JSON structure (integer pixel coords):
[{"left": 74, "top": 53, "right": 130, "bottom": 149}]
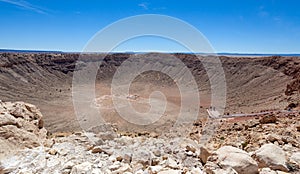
[
  {"left": 70, "top": 162, "right": 92, "bottom": 174},
  {"left": 199, "top": 146, "right": 211, "bottom": 164},
  {"left": 186, "top": 145, "right": 196, "bottom": 153},
  {"left": 116, "top": 156, "right": 123, "bottom": 162},
  {"left": 259, "top": 168, "right": 277, "bottom": 174},
  {"left": 152, "top": 149, "right": 161, "bottom": 157},
  {"left": 205, "top": 161, "right": 238, "bottom": 174},
  {"left": 123, "top": 153, "right": 133, "bottom": 163},
  {"left": 166, "top": 158, "right": 178, "bottom": 169},
  {"left": 48, "top": 149, "right": 57, "bottom": 155},
  {"left": 151, "top": 158, "right": 160, "bottom": 166},
  {"left": 113, "top": 163, "right": 131, "bottom": 173},
  {"left": 253, "top": 143, "right": 288, "bottom": 172},
  {"left": 266, "top": 134, "right": 280, "bottom": 143},
  {"left": 296, "top": 125, "right": 300, "bottom": 132},
  {"left": 132, "top": 150, "right": 151, "bottom": 166},
  {"left": 205, "top": 146, "right": 258, "bottom": 174},
  {"left": 259, "top": 114, "right": 277, "bottom": 124},
  {"left": 91, "top": 146, "right": 112, "bottom": 155},
  {"left": 289, "top": 152, "right": 300, "bottom": 168},
  {"left": 148, "top": 165, "right": 163, "bottom": 174},
  {"left": 91, "top": 146, "right": 103, "bottom": 153}
]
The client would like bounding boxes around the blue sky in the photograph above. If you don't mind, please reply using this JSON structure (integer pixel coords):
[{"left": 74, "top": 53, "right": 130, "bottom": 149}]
[{"left": 1, "top": 0, "right": 300, "bottom": 53}]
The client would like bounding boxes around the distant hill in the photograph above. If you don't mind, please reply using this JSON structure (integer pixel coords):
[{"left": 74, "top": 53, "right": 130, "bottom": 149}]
[
  {"left": 0, "top": 49, "right": 63, "bottom": 54},
  {"left": 217, "top": 52, "right": 300, "bottom": 57}
]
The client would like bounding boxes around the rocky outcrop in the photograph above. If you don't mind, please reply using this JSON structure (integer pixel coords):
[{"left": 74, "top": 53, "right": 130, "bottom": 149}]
[{"left": 0, "top": 101, "right": 47, "bottom": 159}]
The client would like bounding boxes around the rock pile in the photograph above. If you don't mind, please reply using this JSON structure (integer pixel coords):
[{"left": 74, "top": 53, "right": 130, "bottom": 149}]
[
  {"left": 1, "top": 130, "right": 208, "bottom": 173},
  {"left": 0, "top": 102, "right": 299, "bottom": 173},
  {"left": 1, "top": 131, "right": 299, "bottom": 174}
]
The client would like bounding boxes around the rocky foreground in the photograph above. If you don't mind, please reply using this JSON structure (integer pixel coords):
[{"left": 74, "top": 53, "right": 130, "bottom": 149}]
[{"left": 0, "top": 101, "right": 299, "bottom": 174}]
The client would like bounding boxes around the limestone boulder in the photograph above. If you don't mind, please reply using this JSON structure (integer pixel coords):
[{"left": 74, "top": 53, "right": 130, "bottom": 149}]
[
  {"left": 205, "top": 146, "right": 258, "bottom": 174},
  {"left": 252, "top": 143, "right": 288, "bottom": 172}
]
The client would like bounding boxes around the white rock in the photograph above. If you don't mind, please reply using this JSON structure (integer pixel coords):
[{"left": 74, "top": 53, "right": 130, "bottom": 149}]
[
  {"left": 186, "top": 151, "right": 193, "bottom": 156},
  {"left": 289, "top": 152, "right": 300, "bottom": 167},
  {"left": 157, "top": 169, "right": 181, "bottom": 174},
  {"left": 148, "top": 165, "right": 163, "bottom": 174},
  {"left": 108, "top": 162, "right": 121, "bottom": 171},
  {"left": 259, "top": 168, "right": 277, "bottom": 174},
  {"left": 113, "top": 163, "right": 131, "bottom": 173},
  {"left": 132, "top": 150, "right": 151, "bottom": 166},
  {"left": 91, "top": 168, "right": 102, "bottom": 174},
  {"left": 46, "top": 157, "right": 61, "bottom": 168},
  {"left": 63, "top": 161, "right": 75, "bottom": 169},
  {"left": 205, "top": 146, "right": 258, "bottom": 174},
  {"left": 135, "top": 169, "right": 145, "bottom": 174},
  {"left": 70, "top": 162, "right": 92, "bottom": 174},
  {"left": 52, "top": 142, "right": 74, "bottom": 156},
  {"left": 190, "top": 167, "right": 203, "bottom": 174},
  {"left": 123, "top": 172, "right": 133, "bottom": 174},
  {"left": 205, "top": 161, "right": 238, "bottom": 174},
  {"left": 166, "top": 158, "right": 178, "bottom": 169},
  {"left": 253, "top": 143, "right": 288, "bottom": 172},
  {"left": 276, "top": 171, "right": 290, "bottom": 174},
  {"left": 123, "top": 153, "right": 133, "bottom": 163}
]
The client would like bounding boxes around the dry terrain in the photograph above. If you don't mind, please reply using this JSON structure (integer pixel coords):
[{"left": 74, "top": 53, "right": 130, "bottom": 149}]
[
  {"left": 0, "top": 53, "right": 300, "bottom": 173},
  {"left": 0, "top": 53, "right": 299, "bottom": 133}
]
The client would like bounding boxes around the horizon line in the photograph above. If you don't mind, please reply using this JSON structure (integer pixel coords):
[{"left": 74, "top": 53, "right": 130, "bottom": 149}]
[{"left": 1, "top": 48, "right": 300, "bottom": 55}]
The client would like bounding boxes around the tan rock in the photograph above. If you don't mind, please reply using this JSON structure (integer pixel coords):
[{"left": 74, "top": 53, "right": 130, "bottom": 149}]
[
  {"left": 259, "top": 114, "right": 277, "bottom": 124},
  {"left": 151, "top": 157, "right": 160, "bottom": 166},
  {"left": 186, "top": 145, "right": 196, "bottom": 153},
  {"left": 296, "top": 125, "right": 300, "bottom": 132},
  {"left": 48, "top": 149, "right": 57, "bottom": 155},
  {"left": 266, "top": 134, "right": 280, "bottom": 143},
  {"left": 153, "top": 149, "right": 161, "bottom": 157},
  {"left": 116, "top": 156, "right": 123, "bottom": 162},
  {"left": 91, "top": 146, "right": 103, "bottom": 153},
  {"left": 199, "top": 146, "right": 211, "bottom": 164}
]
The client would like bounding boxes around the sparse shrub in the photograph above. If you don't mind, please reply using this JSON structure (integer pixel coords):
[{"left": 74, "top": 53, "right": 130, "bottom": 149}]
[{"left": 241, "top": 141, "right": 248, "bottom": 149}]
